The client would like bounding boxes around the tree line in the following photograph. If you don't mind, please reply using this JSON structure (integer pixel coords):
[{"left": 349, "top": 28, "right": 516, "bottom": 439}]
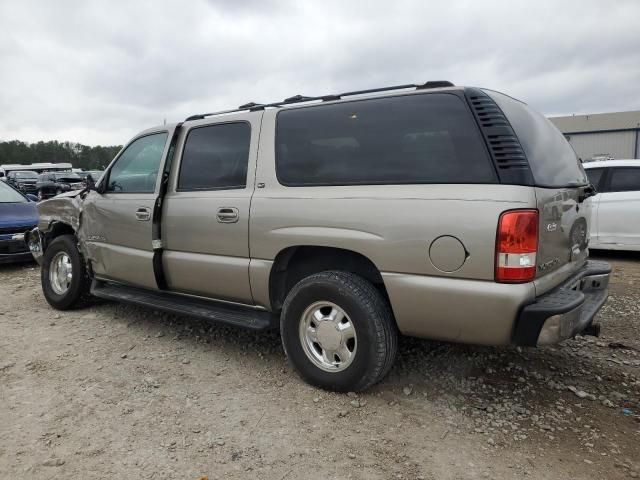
[{"left": 0, "top": 140, "right": 122, "bottom": 171}]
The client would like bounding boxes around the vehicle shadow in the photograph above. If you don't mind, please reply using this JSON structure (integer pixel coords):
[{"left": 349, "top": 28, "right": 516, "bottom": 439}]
[
  {"left": 0, "top": 260, "right": 36, "bottom": 273},
  {"left": 590, "top": 249, "right": 640, "bottom": 262},
  {"left": 104, "top": 299, "right": 604, "bottom": 413}
]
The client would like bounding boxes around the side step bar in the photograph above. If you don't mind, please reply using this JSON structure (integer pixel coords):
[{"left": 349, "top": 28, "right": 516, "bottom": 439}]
[{"left": 91, "top": 280, "right": 276, "bottom": 330}]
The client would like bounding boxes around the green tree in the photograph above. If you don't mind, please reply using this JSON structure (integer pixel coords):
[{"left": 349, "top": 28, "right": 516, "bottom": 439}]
[{"left": 0, "top": 140, "right": 121, "bottom": 170}]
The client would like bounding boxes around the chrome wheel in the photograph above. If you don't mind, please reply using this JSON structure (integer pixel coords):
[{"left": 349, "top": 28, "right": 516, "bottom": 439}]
[
  {"left": 299, "top": 301, "right": 357, "bottom": 372},
  {"left": 49, "top": 251, "right": 73, "bottom": 295}
]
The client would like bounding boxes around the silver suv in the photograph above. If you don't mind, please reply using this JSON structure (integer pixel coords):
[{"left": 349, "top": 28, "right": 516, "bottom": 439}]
[{"left": 29, "top": 81, "right": 611, "bottom": 391}]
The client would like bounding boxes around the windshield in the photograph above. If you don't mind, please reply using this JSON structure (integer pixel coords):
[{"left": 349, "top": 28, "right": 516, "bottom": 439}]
[
  {"left": 55, "top": 173, "right": 81, "bottom": 181},
  {"left": 484, "top": 90, "right": 588, "bottom": 188},
  {"left": 0, "top": 181, "right": 27, "bottom": 203},
  {"left": 15, "top": 171, "right": 38, "bottom": 179}
]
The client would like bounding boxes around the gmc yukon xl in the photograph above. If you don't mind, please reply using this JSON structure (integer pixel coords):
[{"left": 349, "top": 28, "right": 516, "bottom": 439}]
[{"left": 28, "top": 81, "right": 610, "bottom": 391}]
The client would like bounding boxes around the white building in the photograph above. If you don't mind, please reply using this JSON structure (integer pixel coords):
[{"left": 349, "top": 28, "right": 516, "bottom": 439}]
[{"left": 549, "top": 110, "right": 640, "bottom": 161}]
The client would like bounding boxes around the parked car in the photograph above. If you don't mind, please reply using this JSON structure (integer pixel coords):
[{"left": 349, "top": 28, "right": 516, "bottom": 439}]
[
  {"left": 36, "top": 172, "right": 84, "bottom": 200},
  {"left": 28, "top": 82, "right": 610, "bottom": 391},
  {"left": 6, "top": 170, "right": 39, "bottom": 194},
  {"left": 584, "top": 160, "right": 640, "bottom": 251},
  {"left": 0, "top": 180, "right": 38, "bottom": 264}
]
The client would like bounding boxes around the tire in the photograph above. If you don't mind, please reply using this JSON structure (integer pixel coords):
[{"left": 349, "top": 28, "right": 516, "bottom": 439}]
[
  {"left": 41, "top": 234, "right": 92, "bottom": 310},
  {"left": 281, "top": 271, "right": 397, "bottom": 392}
]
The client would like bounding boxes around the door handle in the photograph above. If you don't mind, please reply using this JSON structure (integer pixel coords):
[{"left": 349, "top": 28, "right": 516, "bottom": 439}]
[
  {"left": 216, "top": 207, "right": 239, "bottom": 223},
  {"left": 135, "top": 207, "right": 151, "bottom": 221}
]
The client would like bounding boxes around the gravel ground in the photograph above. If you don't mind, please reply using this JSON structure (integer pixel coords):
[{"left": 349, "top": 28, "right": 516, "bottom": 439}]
[{"left": 1, "top": 252, "right": 639, "bottom": 479}]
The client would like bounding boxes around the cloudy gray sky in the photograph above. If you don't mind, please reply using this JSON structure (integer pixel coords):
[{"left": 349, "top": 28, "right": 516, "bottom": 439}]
[{"left": 1, "top": 0, "right": 639, "bottom": 146}]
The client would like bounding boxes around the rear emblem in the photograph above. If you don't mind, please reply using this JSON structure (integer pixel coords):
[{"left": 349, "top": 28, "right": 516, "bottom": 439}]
[{"left": 546, "top": 223, "right": 557, "bottom": 232}]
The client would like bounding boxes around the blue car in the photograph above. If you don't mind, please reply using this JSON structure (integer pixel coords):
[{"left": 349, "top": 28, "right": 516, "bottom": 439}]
[{"left": 0, "top": 180, "right": 38, "bottom": 264}]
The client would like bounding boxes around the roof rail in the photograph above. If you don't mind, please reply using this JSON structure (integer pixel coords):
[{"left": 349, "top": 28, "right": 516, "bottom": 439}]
[{"left": 184, "top": 80, "right": 455, "bottom": 121}]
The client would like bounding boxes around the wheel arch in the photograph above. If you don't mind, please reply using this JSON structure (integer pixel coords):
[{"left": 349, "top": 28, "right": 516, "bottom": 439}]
[
  {"left": 42, "top": 221, "right": 77, "bottom": 252},
  {"left": 268, "top": 245, "right": 391, "bottom": 313}
]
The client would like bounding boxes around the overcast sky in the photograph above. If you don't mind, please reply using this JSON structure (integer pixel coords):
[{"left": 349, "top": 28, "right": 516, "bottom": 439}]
[{"left": 1, "top": 0, "right": 639, "bottom": 146}]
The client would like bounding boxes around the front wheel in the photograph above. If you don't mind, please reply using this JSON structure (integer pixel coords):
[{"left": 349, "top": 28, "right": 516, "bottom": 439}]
[
  {"left": 281, "top": 271, "right": 397, "bottom": 392},
  {"left": 41, "top": 234, "right": 92, "bottom": 310}
]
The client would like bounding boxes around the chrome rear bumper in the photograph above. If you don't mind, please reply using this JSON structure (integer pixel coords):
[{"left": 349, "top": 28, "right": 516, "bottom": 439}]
[{"left": 513, "top": 260, "right": 611, "bottom": 346}]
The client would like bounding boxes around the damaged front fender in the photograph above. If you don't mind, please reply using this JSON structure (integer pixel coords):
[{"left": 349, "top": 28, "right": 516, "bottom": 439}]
[
  {"left": 35, "top": 191, "right": 91, "bottom": 260},
  {"left": 37, "top": 191, "right": 84, "bottom": 233}
]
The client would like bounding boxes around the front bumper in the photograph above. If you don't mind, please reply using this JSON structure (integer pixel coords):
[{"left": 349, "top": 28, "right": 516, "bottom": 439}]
[
  {"left": 0, "top": 230, "right": 35, "bottom": 264},
  {"left": 512, "top": 260, "right": 611, "bottom": 346}
]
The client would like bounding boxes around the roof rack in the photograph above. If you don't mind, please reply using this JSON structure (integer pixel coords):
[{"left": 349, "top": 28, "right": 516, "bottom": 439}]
[{"left": 184, "top": 80, "right": 454, "bottom": 122}]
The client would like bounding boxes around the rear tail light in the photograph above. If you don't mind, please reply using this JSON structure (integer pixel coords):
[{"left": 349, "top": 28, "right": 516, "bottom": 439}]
[{"left": 495, "top": 209, "right": 539, "bottom": 283}]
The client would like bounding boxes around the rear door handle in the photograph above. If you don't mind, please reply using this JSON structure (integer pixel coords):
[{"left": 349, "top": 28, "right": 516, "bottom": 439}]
[
  {"left": 135, "top": 207, "right": 151, "bottom": 221},
  {"left": 216, "top": 207, "right": 239, "bottom": 223}
]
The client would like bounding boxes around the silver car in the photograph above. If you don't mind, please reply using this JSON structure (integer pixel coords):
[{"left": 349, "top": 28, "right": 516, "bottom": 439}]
[{"left": 29, "top": 81, "right": 611, "bottom": 391}]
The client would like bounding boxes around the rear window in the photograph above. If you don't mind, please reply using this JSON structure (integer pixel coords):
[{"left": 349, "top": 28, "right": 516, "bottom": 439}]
[
  {"left": 16, "top": 171, "right": 37, "bottom": 178},
  {"left": 275, "top": 93, "right": 496, "bottom": 186},
  {"left": 485, "top": 90, "right": 588, "bottom": 188}
]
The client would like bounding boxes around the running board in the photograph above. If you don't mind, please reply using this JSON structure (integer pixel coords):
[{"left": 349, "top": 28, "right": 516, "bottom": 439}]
[{"left": 91, "top": 280, "right": 275, "bottom": 330}]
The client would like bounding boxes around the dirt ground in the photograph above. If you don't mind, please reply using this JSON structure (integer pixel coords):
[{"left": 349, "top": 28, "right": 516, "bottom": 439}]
[{"left": 1, "top": 252, "right": 639, "bottom": 480}]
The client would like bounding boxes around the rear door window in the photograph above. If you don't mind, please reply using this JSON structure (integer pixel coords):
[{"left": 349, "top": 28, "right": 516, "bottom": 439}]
[
  {"left": 606, "top": 167, "right": 640, "bottom": 193},
  {"left": 275, "top": 93, "right": 496, "bottom": 186},
  {"left": 178, "top": 122, "right": 251, "bottom": 191},
  {"left": 484, "top": 90, "right": 588, "bottom": 188}
]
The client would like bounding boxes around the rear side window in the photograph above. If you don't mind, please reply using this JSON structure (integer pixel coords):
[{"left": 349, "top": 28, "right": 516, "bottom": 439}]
[
  {"left": 485, "top": 90, "right": 588, "bottom": 188},
  {"left": 607, "top": 167, "right": 640, "bottom": 193},
  {"left": 178, "top": 122, "right": 251, "bottom": 191},
  {"left": 276, "top": 93, "right": 496, "bottom": 186},
  {"left": 585, "top": 168, "right": 604, "bottom": 189}
]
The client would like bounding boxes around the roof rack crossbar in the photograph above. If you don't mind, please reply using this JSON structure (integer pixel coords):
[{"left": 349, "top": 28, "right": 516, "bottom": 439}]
[{"left": 184, "top": 81, "right": 454, "bottom": 121}]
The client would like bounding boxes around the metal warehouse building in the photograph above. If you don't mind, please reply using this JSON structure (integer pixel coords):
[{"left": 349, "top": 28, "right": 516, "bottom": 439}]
[{"left": 549, "top": 110, "right": 640, "bottom": 161}]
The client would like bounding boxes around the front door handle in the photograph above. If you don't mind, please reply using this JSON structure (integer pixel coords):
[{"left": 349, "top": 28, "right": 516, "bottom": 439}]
[
  {"left": 216, "top": 207, "right": 239, "bottom": 223},
  {"left": 135, "top": 207, "right": 151, "bottom": 221}
]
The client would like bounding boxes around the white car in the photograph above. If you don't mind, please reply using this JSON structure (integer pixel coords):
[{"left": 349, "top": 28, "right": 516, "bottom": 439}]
[{"left": 584, "top": 160, "right": 640, "bottom": 251}]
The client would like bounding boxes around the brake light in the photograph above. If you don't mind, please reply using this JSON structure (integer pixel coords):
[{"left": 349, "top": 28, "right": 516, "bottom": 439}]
[{"left": 495, "top": 209, "right": 539, "bottom": 283}]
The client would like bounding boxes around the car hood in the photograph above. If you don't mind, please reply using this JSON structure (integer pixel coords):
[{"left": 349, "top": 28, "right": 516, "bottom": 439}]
[{"left": 0, "top": 201, "right": 38, "bottom": 229}]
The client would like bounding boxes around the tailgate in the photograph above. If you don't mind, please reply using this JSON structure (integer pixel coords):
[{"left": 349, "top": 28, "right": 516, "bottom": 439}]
[{"left": 535, "top": 187, "right": 591, "bottom": 293}]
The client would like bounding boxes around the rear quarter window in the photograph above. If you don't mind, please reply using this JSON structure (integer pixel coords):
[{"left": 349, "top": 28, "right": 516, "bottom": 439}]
[
  {"left": 275, "top": 93, "right": 496, "bottom": 186},
  {"left": 485, "top": 90, "right": 588, "bottom": 188}
]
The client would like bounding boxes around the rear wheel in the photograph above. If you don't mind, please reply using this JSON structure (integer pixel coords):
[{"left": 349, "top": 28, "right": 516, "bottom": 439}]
[
  {"left": 41, "top": 234, "right": 92, "bottom": 310},
  {"left": 280, "top": 271, "right": 397, "bottom": 392}
]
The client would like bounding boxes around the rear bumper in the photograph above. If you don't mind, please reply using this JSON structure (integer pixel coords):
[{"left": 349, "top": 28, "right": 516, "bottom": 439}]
[{"left": 512, "top": 260, "right": 611, "bottom": 346}]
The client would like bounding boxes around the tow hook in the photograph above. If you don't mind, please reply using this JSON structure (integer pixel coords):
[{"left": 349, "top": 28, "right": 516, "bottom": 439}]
[{"left": 582, "top": 323, "right": 601, "bottom": 337}]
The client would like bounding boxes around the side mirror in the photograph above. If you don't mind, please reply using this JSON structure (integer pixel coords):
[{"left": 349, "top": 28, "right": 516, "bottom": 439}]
[
  {"left": 26, "top": 194, "right": 38, "bottom": 202},
  {"left": 85, "top": 174, "right": 97, "bottom": 191}
]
